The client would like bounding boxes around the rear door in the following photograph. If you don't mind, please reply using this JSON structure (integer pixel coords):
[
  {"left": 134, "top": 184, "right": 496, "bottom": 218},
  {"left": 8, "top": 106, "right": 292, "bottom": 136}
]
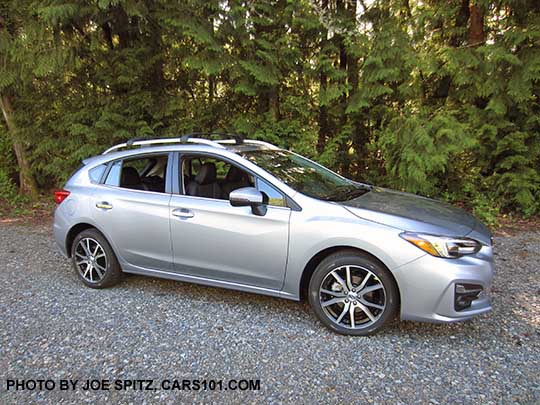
[
  {"left": 92, "top": 153, "right": 173, "bottom": 270},
  {"left": 169, "top": 152, "right": 291, "bottom": 290}
]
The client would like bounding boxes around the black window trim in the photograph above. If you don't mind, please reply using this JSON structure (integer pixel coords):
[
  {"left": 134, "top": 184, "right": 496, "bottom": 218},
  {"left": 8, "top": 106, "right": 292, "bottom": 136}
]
[{"left": 174, "top": 151, "right": 301, "bottom": 211}]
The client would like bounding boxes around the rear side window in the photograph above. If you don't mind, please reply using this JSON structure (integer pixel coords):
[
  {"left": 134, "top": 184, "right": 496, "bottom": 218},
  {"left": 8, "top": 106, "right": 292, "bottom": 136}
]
[
  {"left": 89, "top": 164, "right": 107, "bottom": 183},
  {"left": 103, "top": 154, "right": 169, "bottom": 193}
]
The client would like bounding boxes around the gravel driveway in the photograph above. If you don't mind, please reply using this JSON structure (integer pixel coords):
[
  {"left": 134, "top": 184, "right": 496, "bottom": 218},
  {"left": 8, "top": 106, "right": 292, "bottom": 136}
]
[{"left": 0, "top": 222, "right": 538, "bottom": 403}]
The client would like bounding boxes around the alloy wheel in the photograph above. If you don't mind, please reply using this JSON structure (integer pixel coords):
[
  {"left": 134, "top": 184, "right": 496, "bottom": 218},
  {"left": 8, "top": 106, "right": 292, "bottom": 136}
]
[
  {"left": 319, "top": 265, "right": 386, "bottom": 330},
  {"left": 74, "top": 237, "right": 108, "bottom": 283}
]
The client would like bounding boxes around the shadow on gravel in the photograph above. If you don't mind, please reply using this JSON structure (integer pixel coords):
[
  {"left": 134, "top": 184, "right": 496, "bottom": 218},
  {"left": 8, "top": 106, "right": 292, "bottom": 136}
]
[{"left": 118, "top": 272, "right": 492, "bottom": 341}]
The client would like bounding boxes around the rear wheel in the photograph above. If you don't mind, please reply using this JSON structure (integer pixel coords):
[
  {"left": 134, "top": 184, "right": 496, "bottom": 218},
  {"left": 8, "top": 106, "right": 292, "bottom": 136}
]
[
  {"left": 71, "top": 229, "right": 122, "bottom": 288},
  {"left": 308, "top": 250, "right": 399, "bottom": 336}
]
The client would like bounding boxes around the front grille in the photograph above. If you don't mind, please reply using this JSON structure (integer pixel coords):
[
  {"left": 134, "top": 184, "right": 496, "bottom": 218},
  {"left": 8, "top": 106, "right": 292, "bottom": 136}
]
[{"left": 454, "top": 283, "right": 483, "bottom": 311}]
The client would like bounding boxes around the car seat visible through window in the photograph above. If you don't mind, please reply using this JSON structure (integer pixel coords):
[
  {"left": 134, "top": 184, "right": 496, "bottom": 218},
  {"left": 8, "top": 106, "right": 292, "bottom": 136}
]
[
  {"left": 221, "top": 165, "right": 251, "bottom": 199},
  {"left": 187, "top": 162, "right": 221, "bottom": 199}
]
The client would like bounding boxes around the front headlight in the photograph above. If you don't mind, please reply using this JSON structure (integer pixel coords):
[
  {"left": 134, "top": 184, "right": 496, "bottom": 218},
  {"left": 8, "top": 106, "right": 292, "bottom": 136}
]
[{"left": 399, "top": 232, "right": 481, "bottom": 258}]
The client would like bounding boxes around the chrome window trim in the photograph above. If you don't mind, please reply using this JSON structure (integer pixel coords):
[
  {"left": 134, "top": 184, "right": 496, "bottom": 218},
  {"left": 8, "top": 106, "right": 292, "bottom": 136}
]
[
  {"left": 170, "top": 193, "right": 292, "bottom": 212},
  {"left": 96, "top": 183, "right": 173, "bottom": 197}
]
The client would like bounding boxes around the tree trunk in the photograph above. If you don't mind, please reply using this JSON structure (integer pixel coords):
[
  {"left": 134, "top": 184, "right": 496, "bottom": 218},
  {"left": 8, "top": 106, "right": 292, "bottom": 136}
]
[
  {"left": 317, "top": 0, "right": 330, "bottom": 154},
  {"left": 450, "top": 0, "right": 470, "bottom": 47},
  {"left": 209, "top": 76, "right": 215, "bottom": 104},
  {"left": 346, "top": 0, "right": 367, "bottom": 169},
  {"left": 468, "top": 4, "right": 485, "bottom": 45},
  {"left": 101, "top": 22, "right": 114, "bottom": 49},
  {"left": 206, "top": 6, "right": 215, "bottom": 105},
  {"left": 0, "top": 94, "right": 39, "bottom": 199},
  {"left": 252, "top": 1, "right": 283, "bottom": 121},
  {"left": 434, "top": 0, "right": 469, "bottom": 100},
  {"left": 336, "top": 0, "right": 351, "bottom": 176},
  {"left": 317, "top": 70, "right": 329, "bottom": 154},
  {"left": 268, "top": 87, "right": 280, "bottom": 120}
]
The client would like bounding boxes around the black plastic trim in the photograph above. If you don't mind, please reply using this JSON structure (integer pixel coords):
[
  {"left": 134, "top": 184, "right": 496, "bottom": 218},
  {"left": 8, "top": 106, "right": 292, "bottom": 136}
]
[{"left": 454, "top": 283, "right": 483, "bottom": 311}]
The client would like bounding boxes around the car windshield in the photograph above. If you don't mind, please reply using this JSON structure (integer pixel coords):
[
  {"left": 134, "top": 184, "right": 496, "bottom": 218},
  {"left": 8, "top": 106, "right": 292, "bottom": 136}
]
[{"left": 240, "top": 149, "right": 371, "bottom": 201}]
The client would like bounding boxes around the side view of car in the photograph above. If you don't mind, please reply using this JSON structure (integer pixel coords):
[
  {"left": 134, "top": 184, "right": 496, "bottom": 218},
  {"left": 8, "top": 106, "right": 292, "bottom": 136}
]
[{"left": 53, "top": 133, "right": 493, "bottom": 335}]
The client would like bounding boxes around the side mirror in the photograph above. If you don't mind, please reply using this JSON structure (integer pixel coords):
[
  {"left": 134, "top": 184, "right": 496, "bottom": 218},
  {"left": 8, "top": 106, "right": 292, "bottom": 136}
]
[{"left": 229, "top": 187, "right": 267, "bottom": 216}]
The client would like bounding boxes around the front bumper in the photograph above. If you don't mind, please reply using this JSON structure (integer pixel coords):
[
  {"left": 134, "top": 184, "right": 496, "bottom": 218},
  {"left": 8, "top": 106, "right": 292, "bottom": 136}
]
[{"left": 392, "top": 245, "right": 493, "bottom": 323}]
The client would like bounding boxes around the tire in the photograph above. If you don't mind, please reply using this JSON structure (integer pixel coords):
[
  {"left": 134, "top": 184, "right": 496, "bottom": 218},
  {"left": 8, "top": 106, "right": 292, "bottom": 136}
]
[
  {"left": 308, "top": 250, "right": 399, "bottom": 336},
  {"left": 71, "top": 228, "right": 123, "bottom": 289}
]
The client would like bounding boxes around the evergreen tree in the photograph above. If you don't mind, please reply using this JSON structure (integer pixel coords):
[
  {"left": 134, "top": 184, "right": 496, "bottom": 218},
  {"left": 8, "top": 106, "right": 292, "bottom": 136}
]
[{"left": 0, "top": 0, "right": 538, "bottom": 221}]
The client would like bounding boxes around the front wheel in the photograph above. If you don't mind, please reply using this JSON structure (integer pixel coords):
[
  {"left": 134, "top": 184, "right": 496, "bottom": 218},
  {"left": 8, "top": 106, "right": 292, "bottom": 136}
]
[
  {"left": 308, "top": 250, "right": 399, "bottom": 336},
  {"left": 71, "top": 228, "right": 123, "bottom": 288}
]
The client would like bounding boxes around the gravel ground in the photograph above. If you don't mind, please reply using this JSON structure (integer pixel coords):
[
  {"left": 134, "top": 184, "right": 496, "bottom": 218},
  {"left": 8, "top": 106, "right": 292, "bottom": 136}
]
[{"left": 0, "top": 222, "right": 539, "bottom": 404}]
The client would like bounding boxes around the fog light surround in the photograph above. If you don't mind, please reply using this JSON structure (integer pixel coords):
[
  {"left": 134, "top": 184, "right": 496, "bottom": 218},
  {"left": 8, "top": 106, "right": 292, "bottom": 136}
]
[{"left": 455, "top": 283, "right": 483, "bottom": 311}]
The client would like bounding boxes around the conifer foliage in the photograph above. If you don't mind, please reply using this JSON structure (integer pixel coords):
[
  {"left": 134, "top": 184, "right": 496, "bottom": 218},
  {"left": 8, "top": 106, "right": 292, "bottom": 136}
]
[{"left": 0, "top": 0, "right": 538, "bottom": 222}]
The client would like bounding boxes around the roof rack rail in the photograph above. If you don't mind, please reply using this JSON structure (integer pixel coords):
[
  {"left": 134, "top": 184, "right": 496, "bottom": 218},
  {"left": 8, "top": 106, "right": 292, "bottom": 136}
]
[
  {"left": 217, "top": 139, "right": 279, "bottom": 150},
  {"left": 102, "top": 132, "right": 245, "bottom": 155},
  {"left": 180, "top": 132, "right": 244, "bottom": 144}
]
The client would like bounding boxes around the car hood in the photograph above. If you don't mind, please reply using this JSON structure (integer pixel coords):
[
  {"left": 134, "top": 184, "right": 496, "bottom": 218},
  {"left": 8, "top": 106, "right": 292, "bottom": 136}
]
[{"left": 340, "top": 187, "right": 491, "bottom": 244}]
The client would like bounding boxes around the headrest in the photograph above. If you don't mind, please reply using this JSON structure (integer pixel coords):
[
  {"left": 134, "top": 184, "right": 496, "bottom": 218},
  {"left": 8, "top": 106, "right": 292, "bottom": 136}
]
[
  {"left": 195, "top": 163, "right": 217, "bottom": 185},
  {"left": 225, "top": 165, "right": 247, "bottom": 182},
  {"left": 121, "top": 166, "right": 141, "bottom": 186}
]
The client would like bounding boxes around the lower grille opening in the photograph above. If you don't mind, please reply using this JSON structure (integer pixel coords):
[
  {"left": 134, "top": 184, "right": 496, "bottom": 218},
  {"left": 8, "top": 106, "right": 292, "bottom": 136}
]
[{"left": 455, "top": 283, "right": 483, "bottom": 311}]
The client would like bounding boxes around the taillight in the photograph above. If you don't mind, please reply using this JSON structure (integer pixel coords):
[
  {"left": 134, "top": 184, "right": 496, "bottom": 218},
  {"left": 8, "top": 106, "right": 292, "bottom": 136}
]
[{"left": 54, "top": 189, "right": 70, "bottom": 204}]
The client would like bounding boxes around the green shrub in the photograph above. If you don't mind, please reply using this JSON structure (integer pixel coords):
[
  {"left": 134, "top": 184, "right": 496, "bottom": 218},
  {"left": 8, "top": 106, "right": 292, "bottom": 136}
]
[
  {"left": 471, "top": 194, "right": 500, "bottom": 229},
  {"left": 0, "top": 169, "right": 18, "bottom": 201}
]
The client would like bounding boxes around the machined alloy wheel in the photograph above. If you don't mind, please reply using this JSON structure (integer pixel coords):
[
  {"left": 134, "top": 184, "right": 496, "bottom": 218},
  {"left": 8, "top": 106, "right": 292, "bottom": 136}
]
[
  {"left": 74, "top": 237, "right": 108, "bottom": 283},
  {"left": 71, "top": 228, "right": 122, "bottom": 288},
  {"left": 309, "top": 250, "right": 398, "bottom": 336},
  {"left": 319, "top": 265, "right": 386, "bottom": 330}
]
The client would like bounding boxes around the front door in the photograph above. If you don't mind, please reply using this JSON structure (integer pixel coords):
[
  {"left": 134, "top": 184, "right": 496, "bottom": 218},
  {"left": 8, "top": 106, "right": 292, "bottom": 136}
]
[{"left": 169, "top": 153, "right": 291, "bottom": 290}]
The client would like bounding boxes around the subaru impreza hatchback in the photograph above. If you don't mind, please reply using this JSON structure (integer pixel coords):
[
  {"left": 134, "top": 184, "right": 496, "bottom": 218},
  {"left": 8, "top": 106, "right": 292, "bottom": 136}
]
[{"left": 53, "top": 133, "right": 493, "bottom": 335}]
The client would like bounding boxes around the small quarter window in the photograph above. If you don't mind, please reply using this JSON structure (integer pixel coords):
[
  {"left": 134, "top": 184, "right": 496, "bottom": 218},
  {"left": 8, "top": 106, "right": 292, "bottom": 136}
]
[
  {"left": 257, "top": 178, "right": 286, "bottom": 207},
  {"left": 89, "top": 164, "right": 107, "bottom": 183}
]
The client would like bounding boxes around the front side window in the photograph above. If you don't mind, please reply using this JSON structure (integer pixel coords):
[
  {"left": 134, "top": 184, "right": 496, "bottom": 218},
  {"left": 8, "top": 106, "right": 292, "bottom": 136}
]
[
  {"left": 181, "top": 154, "right": 287, "bottom": 208},
  {"left": 240, "top": 150, "right": 370, "bottom": 201},
  {"left": 182, "top": 155, "right": 254, "bottom": 200},
  {"left": 104, "top": 154, "right": 169, "bottom": 193}
]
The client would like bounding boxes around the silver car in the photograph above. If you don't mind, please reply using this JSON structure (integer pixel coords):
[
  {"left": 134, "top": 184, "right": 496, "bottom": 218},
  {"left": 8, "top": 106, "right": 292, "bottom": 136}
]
[{"left": 53, "top": 134, "right": 493, "bottom": 335}]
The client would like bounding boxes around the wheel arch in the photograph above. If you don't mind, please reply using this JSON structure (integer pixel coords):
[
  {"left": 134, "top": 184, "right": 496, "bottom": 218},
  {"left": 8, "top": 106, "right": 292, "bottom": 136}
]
[
  {"left": 65, "top": 222, "right": 113, "bottom": 258},
  {"left": 298, "top": 246, "right": 401, "bottom": 304}
]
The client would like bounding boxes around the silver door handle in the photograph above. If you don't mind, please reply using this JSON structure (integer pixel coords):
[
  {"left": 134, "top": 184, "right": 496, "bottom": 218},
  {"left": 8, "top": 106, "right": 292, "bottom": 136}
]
[
  {"left": 96, "top": 202, "right": 113, "bottom": 210},
  {"left": 172, "top": 208, "right": 194, "bottom": 219}
]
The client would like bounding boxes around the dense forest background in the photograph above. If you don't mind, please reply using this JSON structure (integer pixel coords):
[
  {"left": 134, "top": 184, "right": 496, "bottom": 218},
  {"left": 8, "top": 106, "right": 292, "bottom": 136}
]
[{"left": 0, "top": 0, "right": 539, "bottom": 224}]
